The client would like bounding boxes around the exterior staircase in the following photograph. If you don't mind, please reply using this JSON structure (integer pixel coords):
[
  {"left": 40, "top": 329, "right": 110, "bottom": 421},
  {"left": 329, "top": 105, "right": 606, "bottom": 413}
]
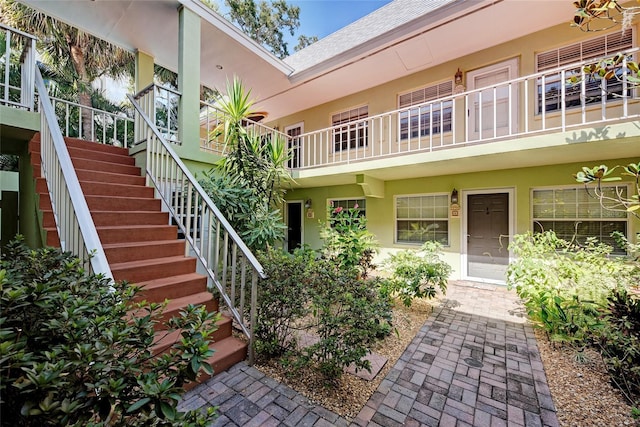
[{"left": 29, "top": 133, "right": 247, "bottom": 383}]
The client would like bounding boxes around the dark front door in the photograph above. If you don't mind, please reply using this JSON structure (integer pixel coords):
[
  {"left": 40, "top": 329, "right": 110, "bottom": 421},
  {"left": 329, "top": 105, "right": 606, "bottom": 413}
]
[
  {"left": 467, "top": 193, "right": 510, "bottom": 281},
  {"left": 287, "top": 202, "right": 302, "bottom": 253}
]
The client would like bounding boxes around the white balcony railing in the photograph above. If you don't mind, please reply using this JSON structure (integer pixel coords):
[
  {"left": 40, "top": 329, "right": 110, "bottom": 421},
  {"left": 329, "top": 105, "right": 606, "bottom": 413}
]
[
  {"left": 133, "top": 83, "right": 181, "bottom": 145},
  {"left": 290, "top": 48, "right": 640, "bottom": 170},
  {"left": 0, "top": 23, "right": 36, "bottom": 111},
  {"left": 199, "top": 100, "right": 290, "bottom": 155},
  {"left": 46, "top": 96, "right": 135, "bottom": 147}
]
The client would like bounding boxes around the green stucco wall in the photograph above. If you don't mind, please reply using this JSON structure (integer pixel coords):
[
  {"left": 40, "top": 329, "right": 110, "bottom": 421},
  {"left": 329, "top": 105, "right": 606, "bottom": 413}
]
[{"left": 285, "top": 157, "right": 639, "bottom": 280}]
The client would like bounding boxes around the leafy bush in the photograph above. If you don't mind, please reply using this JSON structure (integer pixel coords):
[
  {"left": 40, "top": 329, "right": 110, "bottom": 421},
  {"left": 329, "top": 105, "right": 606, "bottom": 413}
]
[
  {"left": 0, "top": 239, "right": 217, "bottom": 426},
  {"left": 298, "top": 260, "right": 393, "bottom": 379},
  {"left": 507, "top": 231, "right": 640, "bottom": 410},
  {"left": 597, "top": 286, "right": 640, "bottom": 407},
  {"left": 382, "top": 242, "right": 451, "bottom": 306},
  {"left": 255, "top": 247, "right": 315, "bottom": 357},
  {"left": 507, "top": 231, "right": 631, "bottom": 343},
  {"left": 254, "top": 248, "right": 393, "bottom": 381},
  {"left": 321, "top": 204, "right": 378, "bottom": 278}
]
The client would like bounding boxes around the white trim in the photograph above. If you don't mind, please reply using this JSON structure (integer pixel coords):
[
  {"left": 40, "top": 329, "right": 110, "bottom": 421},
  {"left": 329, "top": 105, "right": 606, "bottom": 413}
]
[
  {"left": 285, "top": 200, "right": 304, "bottom": 252},
  {"left": 461, "top": 187, "right": 515, "bottom": 285}
]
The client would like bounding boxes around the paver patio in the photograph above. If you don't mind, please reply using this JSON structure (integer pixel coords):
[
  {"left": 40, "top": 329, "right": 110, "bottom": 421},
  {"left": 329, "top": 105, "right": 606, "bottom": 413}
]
[{"left": 180, "top": 282, "right": 559, "bottom": 426}]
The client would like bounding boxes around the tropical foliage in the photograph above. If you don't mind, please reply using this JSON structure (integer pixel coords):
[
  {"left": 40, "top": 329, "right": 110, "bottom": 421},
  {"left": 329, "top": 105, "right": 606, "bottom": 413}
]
[
  {"left": 199, "top": 77, "right": 290, "bottom": 251},
  {"left": 507, "top": 231, "right": 639, "bottom": 410},
  {"left": 0, "top": 0, "right": 133, "bottom": 139},
  {"left": 0, "top": 239, "right": 218, "bottom": 426},
  {"left": 575, "top": 162, "right": 640, "bottom": 219}
]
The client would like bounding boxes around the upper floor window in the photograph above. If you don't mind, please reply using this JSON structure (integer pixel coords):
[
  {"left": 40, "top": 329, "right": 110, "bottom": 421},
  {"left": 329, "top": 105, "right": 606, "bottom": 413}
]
[
  {"left": 532, "top": 186, "right": 628, "bottom": 254},
  {"left": 398, "top": 81, "right": 453, "bottom": 140},
  {"left": 332, "top": 106, "right": 368, "bottom": 152},
  {"left": 536, "top": 30, "right": 634, "bottom": 113},
  {"left": 396, "top": 194, "right": 449, "bottom": 245}
]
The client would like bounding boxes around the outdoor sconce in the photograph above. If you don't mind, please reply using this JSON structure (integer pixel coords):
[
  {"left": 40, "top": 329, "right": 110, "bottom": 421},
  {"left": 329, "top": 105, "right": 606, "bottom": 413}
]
[
  {"left": 450, "top": 189, "right": 460, "bottom": 217},
  {"left": 454, "top": 68, "right": 465, "bottom": 94},
  {"left": 305, "top": 199, "right": 312, "bottom": 209},
  {"left": 455, "top": 68, "right": 463, "bottom": 86}
]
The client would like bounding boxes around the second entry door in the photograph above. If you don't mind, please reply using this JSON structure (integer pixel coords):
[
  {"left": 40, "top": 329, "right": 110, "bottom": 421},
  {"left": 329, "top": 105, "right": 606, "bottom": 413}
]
[{"left": 467, "top": 193, "right": 510, "bottom": 282}]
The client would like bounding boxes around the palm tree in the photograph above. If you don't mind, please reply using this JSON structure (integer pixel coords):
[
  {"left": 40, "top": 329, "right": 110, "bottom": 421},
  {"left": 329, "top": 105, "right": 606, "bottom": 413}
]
[{"left": 0, "top": 0, "right": 133, "bottom": 140}]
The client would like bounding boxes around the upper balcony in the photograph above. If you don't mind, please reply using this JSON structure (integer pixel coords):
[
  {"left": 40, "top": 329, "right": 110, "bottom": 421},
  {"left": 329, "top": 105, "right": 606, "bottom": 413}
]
[{"left": 197, "top": 49, "right": 640, "bottom": 186}]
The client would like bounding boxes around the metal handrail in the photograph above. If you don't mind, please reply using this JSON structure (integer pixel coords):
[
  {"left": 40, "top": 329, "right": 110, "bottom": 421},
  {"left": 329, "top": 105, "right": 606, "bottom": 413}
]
[
  {"left": 46, "top": 95, "right": 134, "bottom": 147},
  {"left": 199, "top": 99, "right": 290, "bottom": 156},
  {"left": 133, "top": 83, "right": 181, "bottom": 145},
  {"left": 1, "top": 23, "right": 36, "bottom": 111},
  {"left": 34, "top": 67, "right": 113, "bottom": 281},
  {"left": 127, "top": 93, "right": 266, "bottom": 365}
]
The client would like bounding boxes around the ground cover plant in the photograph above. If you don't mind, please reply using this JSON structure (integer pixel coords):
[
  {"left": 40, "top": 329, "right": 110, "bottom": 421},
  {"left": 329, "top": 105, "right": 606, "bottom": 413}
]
[
  {"left": 0, "top": 239, "right": 218, "bottom": 426},
  {"left": 507, "top": 230, "right": 640, "bottom": 415}
]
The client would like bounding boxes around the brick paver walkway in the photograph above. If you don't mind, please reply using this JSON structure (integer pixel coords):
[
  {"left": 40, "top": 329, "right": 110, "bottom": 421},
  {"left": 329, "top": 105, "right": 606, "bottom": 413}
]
[{"left": 181, "top": 282, "right": 559, "bottom": 426}]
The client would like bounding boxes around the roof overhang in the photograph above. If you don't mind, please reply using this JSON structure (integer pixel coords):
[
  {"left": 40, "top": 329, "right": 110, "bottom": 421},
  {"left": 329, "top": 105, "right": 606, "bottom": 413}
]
[{"left": 18, "top": 0, "right": 575, "bottom": 122}]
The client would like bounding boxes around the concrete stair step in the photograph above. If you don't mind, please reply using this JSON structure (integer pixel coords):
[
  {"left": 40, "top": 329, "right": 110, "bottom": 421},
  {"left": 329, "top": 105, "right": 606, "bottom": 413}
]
[
  {"left": 30, "top": 140, "right": 134, "bottom": 166},
  {"left": 97, "top": 225, "right": 177, "bottom": 244},
  {"left": 191, "top": 337, "right": 248, "bottom": 387},
  {"left": 110, "top": 255, "right": 195, "bottom": 283},
  {"left": 80, "top": 181, "right": 154, "bottom": 198},
  {"left": 159, "top": 291, "right": 218, "bottom": 328},
  {"left": 103, "top": 239, "right": 186, "bottom": 264},
  {"left": 92, "top": 211, "right": 170, "bottom": 227},
  {"left": 30, "top": 135, "right": 130, "bottom": 156},
  {"left": 132, "top": 272, "right": 208, "bottom": 301},
  {"left": 72, "top": 157, "right": 141, "bottom": 175},
  {"left": 76, "top": 169, "right": 146, "bottom": 186},
  {"left": 86, "top": 195, "right": 161, "bottom": 211}
]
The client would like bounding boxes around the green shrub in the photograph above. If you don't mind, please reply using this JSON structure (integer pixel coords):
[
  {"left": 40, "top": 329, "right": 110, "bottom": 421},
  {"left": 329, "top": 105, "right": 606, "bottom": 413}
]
[
  {"left": 382, "top": 242, "right": 451, "bottom": 306},
  {"left": 255, "top": 247, "right": 315, "bottom": 357},
  {"left": 0, "top": 239, "right": 217, "bottom": 426},
  {"left": 298, "top": 259, "right": 393, "bottom": 380},
  {"left": 507, "top": 231, "right": 640, "bottom": 410},
  {"left": 597, "top": 286, "right": 640, "bottom": 408},
  {"left": 507, "top": 231, "right": 632, "bottom": 343},
  {"left": 254, "top": 247, "right": 393, "bottom": 381},
  {"left": 321, "top": 204, "right": 378, "bottom": 278}
]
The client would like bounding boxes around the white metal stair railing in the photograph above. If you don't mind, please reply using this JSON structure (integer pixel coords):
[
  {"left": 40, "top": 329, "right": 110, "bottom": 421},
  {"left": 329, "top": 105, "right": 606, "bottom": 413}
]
[
  {"left": 1, "top": 23, "right": 36, "bottom": 110},
  {"left": 46, "top": 96, "right": 135, "bottom": 147},
  {"left": 34, "top": 67, "right": 114, "bottom": 281},
  {"left": 132, "top": 83, "right": 181, "bottom": 145},
  {"left": 127, "top": 93, "right": 267, "bottom": 365}
]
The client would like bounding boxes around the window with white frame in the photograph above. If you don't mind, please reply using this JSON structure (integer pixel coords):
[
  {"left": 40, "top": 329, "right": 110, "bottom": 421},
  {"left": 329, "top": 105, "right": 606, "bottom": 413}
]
[
  {"left": 398, "top": 81, "right": 453, "bottom": 140},
  {"left": 329, "top": 198, "right": 366, "bottom": 227},
  {"left": 396, "top": 194, "right": 449, "bottom": 245},
  {"left": 536, "top": 30, "right": 634, "bottom": 114},
  {"left": 332, "top": 106, "right": 368, "bottom": 151},
  {"left": 532, "top": 186, "right": 628, "bottom": 254}
]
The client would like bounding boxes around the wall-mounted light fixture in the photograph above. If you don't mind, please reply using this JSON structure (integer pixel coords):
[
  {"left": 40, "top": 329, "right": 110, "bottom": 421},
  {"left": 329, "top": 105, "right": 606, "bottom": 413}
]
[
  {"left": 451, "top": 189, "right": 459, "bottom": 206},
  {"left": 305, "top": 199, "right": 312, "bottom": 209},
  {"left": 455, "top": 68, "right": 463, "bottom": 85},
  {"left": 454, "top": 68, "right": 465, "bottom": 94}
]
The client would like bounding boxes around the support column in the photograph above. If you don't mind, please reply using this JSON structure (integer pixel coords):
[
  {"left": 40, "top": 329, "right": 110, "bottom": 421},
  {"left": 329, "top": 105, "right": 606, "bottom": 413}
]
[
  {"left": 134, "top": 50, "right": 154, "bottom": 93},
  {"left": 177, "top": 6, "right": 201, "bottom": 157}
]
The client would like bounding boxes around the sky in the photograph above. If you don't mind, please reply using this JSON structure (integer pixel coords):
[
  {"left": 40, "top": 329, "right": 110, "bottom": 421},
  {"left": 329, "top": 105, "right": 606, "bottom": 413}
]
[{"left": 284, "top": 0, "right": 393, "bottom": 50}]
